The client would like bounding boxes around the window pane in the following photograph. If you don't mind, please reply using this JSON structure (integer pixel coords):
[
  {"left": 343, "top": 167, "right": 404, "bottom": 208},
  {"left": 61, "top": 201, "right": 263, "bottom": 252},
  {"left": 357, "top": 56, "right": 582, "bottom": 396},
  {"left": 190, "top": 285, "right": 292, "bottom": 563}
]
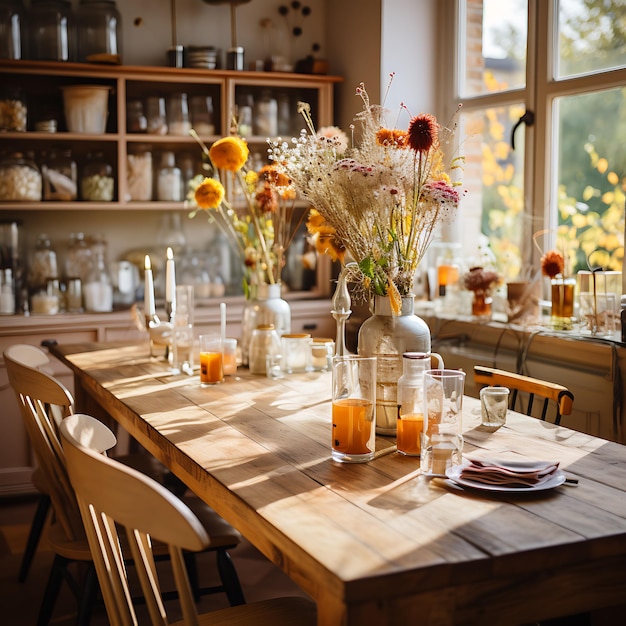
[
  {"left": 460, "top": 104, "right": 526, "bottom": 278},
  {"left": 558, "top": 0, "right": 626, "bottom": 79},
  {"left": 460, "top": 0, "right": 527, "bottom": 97},
  {"left": 554, "top": 88, "right": 626, "bottom": 274}
]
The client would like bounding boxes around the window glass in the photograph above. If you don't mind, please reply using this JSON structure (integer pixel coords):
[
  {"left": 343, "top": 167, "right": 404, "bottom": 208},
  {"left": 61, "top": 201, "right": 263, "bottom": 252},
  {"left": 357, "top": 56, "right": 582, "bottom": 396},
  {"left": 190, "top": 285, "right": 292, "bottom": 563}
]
[
  {"left": 460, "top": 0, "right": 527, "bottom": 97},
  {"left": 462, "top": 104, "right": 526, "bottom": 278},
  {"left": 555, "top": 87, "right": 626, "bottom": 273},
  {"left": 558, "top": 0, "right": 626, "bottom": 79}
]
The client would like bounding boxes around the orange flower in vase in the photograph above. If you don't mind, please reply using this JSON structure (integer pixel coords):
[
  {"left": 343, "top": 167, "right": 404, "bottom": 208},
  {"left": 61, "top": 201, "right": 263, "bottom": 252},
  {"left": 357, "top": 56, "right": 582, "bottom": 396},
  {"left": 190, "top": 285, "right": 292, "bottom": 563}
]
[
  {"left": 463, "top": 267, "right": 500, "bottom": 318},
  {"left": 541, "top": 250, "right": 575, "bottom": 330}
]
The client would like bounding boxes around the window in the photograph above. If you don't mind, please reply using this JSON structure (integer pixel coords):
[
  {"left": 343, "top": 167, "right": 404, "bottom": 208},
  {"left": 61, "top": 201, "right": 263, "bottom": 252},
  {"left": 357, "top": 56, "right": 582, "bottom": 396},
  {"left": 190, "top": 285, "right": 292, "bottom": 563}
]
[{"left": 442, "top": 0, "right": 626, "bottom": 281}]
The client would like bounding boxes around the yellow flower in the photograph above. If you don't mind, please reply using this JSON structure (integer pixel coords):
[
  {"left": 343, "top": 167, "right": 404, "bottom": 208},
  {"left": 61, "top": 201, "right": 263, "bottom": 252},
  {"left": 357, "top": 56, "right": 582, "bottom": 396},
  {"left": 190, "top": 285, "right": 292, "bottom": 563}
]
[
  {"left": 209, "top": 136, "right": 249, "bottom": 172},
  {"left": 194, "top": 177, "right": 225, "bottom": 209}
]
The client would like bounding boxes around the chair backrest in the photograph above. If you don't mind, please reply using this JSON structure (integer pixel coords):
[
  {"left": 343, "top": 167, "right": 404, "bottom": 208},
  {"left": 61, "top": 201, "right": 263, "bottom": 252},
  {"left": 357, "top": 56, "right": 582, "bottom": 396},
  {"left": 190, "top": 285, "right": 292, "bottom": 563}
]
[
  {"left": 473, "top": 365, "right": 574, "bottom": 425},
  {"left": 4, "top": 344, "right": 115, "bottom": 541},
  {"left": 60, "top": 413, "right": 210, "bottom": 626}
]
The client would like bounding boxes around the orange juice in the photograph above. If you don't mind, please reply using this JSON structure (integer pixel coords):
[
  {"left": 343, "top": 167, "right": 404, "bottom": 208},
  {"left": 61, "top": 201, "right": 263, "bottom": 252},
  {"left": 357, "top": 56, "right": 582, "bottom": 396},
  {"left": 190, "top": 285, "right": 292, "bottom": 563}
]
[
  {"left": 332, "top": 398, "right": 373, "bottom": 455},
  {"left": 200, "top": 351, "right": 223, "bottom": 385},
  {"left": 397, "top": 413, "right": 424, "bottom": 456}
]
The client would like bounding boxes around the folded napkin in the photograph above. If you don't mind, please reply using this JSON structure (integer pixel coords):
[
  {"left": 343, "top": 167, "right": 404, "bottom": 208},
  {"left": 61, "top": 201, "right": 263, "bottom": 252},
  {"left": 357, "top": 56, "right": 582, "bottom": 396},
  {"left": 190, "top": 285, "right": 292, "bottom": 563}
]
[{"left": 460, "top": 457, "right": 560, "bottom": 488}]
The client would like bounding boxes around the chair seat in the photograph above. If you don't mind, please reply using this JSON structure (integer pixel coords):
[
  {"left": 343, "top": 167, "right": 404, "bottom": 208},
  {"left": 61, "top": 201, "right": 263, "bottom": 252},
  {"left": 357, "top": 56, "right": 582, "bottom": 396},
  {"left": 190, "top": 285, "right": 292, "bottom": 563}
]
[{"left": 180, "top": 595, "right": 317, "bottom": 626}]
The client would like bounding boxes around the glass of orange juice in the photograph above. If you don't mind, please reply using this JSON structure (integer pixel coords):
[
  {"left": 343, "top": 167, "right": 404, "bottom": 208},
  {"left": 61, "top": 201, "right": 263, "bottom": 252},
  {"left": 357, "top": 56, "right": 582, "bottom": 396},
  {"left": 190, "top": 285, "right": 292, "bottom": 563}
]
[
  {"left": 199, "top": 334, "right": 223, "bottom": 386},
  {"left": 331, "top": 355, "right": 377, "bottom": 463}
]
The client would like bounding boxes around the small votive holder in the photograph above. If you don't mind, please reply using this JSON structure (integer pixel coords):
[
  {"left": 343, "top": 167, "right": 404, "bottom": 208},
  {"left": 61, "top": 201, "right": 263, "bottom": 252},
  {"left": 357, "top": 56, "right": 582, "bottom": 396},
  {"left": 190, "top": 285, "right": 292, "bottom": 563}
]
[
  {"left": 310, "top": 337, "right": 334, "bottom": 372},
  {"left": 281, "top": 333, "right": 311, "bottom": 373},
  {"left": 266, "top": 352, "right": 284, "bottom": 379},
  {"left": 480, "top": 386, "right": 510, "bottom": 428}
]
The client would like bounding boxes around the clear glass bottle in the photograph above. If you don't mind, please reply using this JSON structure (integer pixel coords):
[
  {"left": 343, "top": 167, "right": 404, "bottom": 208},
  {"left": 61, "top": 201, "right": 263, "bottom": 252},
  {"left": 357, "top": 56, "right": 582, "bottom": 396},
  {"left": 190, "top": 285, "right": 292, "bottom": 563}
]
[
  {"left": 64, "top": 231, "right": 92, "bottom": 282},
  {"left": 75, "top": 0, "right": 121, "bottom": 63},
  {"left": 0, "top": 152, "right": 41, "bottom": 200},
  {"left": 0, "top": 0, "right": 25, "bottom": 60},
  {"left": 157, "top": 151, "right": 182, "bottom": 201},
  {"left": 81, "top": 151, "right": 114, "bottom": 201},
  {"left": 396, "top": 352, "right": 431, "bottom": 456},
  {"left": 29, "top": 0, "right": 74, "bottom": 62},
  {"left": 83, "top": 236, "right": 112, "bottom": 312},
  {"left": 41, "top": 148, "right": 77, "bottom": 201},
  {"left": 237, "top": 92, "right": 254, "bottom": 137}
]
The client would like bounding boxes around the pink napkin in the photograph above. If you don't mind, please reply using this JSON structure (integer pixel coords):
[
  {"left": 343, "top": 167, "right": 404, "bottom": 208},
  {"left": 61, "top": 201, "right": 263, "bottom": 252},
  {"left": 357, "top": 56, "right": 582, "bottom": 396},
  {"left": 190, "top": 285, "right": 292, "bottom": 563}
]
[{"left": 461, "top": 457, "right": 560, "bottom": 487}]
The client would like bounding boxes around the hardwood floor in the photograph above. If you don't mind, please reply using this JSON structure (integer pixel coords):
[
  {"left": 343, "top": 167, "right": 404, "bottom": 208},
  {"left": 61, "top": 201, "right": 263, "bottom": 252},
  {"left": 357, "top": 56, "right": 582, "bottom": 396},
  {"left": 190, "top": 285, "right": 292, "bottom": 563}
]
[{"left": 0, "top": 494, "right": 310, "bottom": 625}]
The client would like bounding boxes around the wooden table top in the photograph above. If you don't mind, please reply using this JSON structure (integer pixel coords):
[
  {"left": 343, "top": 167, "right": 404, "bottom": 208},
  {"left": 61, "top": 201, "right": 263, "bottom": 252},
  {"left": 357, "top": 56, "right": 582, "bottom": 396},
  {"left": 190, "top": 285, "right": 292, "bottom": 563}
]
[{"left": 51, "top": 341, "right": 626, "bottom": 625}]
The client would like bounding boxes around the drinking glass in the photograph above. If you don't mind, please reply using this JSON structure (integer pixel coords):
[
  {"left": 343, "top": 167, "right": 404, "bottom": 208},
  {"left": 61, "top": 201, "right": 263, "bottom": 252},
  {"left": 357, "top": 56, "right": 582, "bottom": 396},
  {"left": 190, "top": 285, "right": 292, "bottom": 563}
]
[
  {"left": 221, "top": 337, "right": 238, "bottom": 376},
  {"left": 331, "top": 355, "right": 377, "bottom": 463},
  {"left": 480, "top": 386, "right": 510, "bottom": 428},
  {"left": 421, "top": 369, "right": 465, "bottom": 476},
  {"left": 199, "top": 334, "right": 223, "bottom": 386}
]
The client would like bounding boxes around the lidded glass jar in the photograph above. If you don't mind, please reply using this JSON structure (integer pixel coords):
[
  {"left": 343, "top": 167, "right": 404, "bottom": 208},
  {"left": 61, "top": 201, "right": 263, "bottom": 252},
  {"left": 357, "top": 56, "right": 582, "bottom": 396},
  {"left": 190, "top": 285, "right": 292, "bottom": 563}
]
[
  {"left": 65, "top": 231, "right": 92, "bottom": 281},
  {"left": 81, "top": 151, "right": 114, "bottom": 201},
  {"left": 126, "top": 99, "right": 147, "bottom": 133},
  {"left": 76, "top": 0, "right": 121, "bottom": 63},
  {"left": 126, "top": 144, "right": 152, "bottom": 201},
  {"left": 249, "top": 324, "right": 281, "bottom": 375},
  {"left": 0, "top": 0, "right": 26, "bottom": 60},
  {"left": 0, "top": 85, "right": 27, "bottom": 131},
  {"left": 41, "top": 148, "right": 77, "bottom": 200},
  {"left": 29, "top": 0, "right": 74, "bottom": 62},
  {"left": 0, "top": 152, "right": 42, "bottom": 201},
  {"left": 29, "top": 232, "right": 58, "bottom": 293},
  {"left": 157, "top": 151, "right": 182, "bottom": 201}
]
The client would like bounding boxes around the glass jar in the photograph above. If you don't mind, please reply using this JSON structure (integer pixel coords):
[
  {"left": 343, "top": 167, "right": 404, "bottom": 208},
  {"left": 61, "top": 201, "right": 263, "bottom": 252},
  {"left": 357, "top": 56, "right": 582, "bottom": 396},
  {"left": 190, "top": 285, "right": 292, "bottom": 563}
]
[
  {"left": 189, "top": 95, "right": 215, "bottom": 135},
  {"left": 0, "top": 85, "right": 27, "bottom": 131},
  {"left": 29, "top": 0, "right": 74, "bottom": 62},
  {"left": 249, "top": 324, "right": 281, "bottom": 375},
  {"left": 166, "top": 93, "right": 191, "bottom": 136},
  {"left": 81, "top": 151, "right": 114, "bottom": 201},
  {"left": 0, "top": 152, "right": 42, "bottom": 201},
  {"left": 157, "top": 151, "right": 182, "bottom": 201},
  {"left": 41, "top": 148, "right": 77, "bottom": 200},
  {"left": 75, "top": 0, "right": 121, "bottom": 63},
  {"left": 126, "top": 99, "right": 147, "bottom": 133},
  {"left": 29, "top": 232, "right": 58, "bottom": 294},
  {"left": 83, "top": 235, "right": 112, "bottom": 312},
  {"left": 126, "top": 144, "right": 152, "bottom": 201},
  {"left": 145, "top": 96, "right": 167, "bottom": 135},
  {"left": 0, "top": 0, "right": 25, "bottom": 60},
  {"left": 64, "top": 231, "right": 92, "bottom": 281},
  {"left": 255, "top": 90, "right": 278, "bottom": 137}
]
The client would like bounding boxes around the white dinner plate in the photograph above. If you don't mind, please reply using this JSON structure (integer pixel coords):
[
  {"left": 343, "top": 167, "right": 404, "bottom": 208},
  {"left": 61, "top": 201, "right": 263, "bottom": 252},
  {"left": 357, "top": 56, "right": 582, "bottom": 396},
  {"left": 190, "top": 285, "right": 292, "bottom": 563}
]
[{"left": 445, "top": 464, "right": 566, "bottom": 493}]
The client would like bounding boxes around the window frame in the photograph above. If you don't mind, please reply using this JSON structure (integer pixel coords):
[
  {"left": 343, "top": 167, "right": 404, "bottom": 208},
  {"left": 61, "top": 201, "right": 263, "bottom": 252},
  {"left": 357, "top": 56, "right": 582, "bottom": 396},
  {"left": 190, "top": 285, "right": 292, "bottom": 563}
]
[{"left": 438, "top": 0, "right": 626, "bottom": 277}]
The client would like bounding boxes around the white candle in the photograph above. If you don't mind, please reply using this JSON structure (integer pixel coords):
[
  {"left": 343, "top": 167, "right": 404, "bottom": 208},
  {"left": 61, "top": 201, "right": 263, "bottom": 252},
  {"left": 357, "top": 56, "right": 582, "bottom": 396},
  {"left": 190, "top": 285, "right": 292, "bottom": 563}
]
[
  {"left": 165, "top": 247, "right": 176, "bottom": 307},
  {"left": 144, "top": 254, "right": 156, "bottom": 317}
]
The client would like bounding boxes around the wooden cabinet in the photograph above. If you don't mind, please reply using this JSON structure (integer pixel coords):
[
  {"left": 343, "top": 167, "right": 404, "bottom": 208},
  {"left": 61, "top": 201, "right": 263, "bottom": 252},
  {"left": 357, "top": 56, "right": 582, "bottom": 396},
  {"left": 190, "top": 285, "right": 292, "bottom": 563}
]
[{"left": 0, "top": 60, "right": 341, "bottom": 495}]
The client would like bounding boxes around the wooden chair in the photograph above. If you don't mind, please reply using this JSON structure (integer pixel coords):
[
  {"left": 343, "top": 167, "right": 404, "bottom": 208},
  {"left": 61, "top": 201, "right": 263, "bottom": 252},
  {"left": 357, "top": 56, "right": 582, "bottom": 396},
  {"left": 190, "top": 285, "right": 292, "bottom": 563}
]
[
  {"left": 4, "top": 344, "right": 244, "bottom": 625},
  {"left": 473, "top": 365, "right": 574, "bottom": 425},
  {"left": 59, "top": 412, "right": 317, "bottom": 626}
]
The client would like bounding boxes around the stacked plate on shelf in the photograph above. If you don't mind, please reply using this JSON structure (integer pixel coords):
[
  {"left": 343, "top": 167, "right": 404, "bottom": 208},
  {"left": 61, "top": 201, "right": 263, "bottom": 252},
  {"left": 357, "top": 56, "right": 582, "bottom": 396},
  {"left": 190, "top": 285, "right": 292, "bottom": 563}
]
[{"left": 185, "top": 47, "right": 220, "bottom": 69}]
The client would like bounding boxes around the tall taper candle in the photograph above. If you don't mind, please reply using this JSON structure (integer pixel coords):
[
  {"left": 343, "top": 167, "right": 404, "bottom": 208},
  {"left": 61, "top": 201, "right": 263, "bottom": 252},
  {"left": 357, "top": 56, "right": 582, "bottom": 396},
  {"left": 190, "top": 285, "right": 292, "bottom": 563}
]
[
  {"left": 144, "top": 254, "right": 156, "bottom": 318},
  {"left": 165, "top": 247, "right": 176, "bottom": 317}
]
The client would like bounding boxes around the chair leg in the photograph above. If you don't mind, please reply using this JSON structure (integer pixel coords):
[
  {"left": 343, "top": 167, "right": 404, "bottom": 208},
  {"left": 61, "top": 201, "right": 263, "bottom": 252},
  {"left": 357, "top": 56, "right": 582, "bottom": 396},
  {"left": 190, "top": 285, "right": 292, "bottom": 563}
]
[
  {"left": 18, "top": 494, "right": 51, "bottom": 582},
  {"left": 217, "top": 549, "right": 246, "bottom": 606},
  {"left": 76, "top": 563, "right": 98, "bottom": 626},
  {"left": 37, "top": 553, "right": 69, "bottom": 626},
  {"left": 183, "top": 551, "right": 201, "bottom": 602}
]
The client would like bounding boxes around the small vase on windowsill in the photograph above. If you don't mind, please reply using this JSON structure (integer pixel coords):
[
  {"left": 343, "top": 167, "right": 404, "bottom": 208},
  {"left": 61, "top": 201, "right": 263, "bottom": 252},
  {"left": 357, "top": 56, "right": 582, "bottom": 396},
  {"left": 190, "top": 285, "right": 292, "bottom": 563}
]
[
  {"left": 550, "top": 275, "right": 575, "bottom": 331},
  {"left": 471, "top": 289, "right": 492, "bottom": 318}
]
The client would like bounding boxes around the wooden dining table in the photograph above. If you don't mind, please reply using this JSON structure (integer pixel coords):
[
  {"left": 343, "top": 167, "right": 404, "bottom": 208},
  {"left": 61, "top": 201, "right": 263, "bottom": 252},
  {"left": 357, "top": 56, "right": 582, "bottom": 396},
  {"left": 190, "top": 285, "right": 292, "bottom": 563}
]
[{"left": 50, "top": 341, "right": 626, "bottom": 625}]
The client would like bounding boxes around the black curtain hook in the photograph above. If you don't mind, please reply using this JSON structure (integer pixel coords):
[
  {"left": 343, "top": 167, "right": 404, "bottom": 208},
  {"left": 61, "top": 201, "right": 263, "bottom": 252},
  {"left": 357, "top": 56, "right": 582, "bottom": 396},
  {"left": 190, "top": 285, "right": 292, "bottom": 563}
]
[{"left": 510, "top": 110, "right": 535, "bottom": 150}]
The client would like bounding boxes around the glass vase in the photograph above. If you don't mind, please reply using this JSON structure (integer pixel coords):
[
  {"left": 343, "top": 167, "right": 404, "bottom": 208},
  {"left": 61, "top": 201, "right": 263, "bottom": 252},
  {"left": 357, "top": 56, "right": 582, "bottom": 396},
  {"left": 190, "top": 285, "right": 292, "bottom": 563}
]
[
  {"left": 357, "top": 294, "right": 431, "bottom": 435},
  {"left": 241, "top": 282, "right": 291, "bottom": 367}
]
